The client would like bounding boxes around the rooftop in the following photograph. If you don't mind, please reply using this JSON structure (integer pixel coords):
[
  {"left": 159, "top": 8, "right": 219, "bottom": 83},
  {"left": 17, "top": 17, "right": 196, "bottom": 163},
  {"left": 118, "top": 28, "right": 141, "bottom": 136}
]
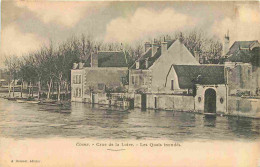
[
  {"left": 131, "top": 40, "right": 175, "bottom": 69},
  {"left": 227, "top": 40, "right": 259, "bottom": 55},
  {"left": 172, "top": 65, "right": 225, "bottom": 89},
  {"left": 85, "top": 51, "right": 133, "bottom": 68}
]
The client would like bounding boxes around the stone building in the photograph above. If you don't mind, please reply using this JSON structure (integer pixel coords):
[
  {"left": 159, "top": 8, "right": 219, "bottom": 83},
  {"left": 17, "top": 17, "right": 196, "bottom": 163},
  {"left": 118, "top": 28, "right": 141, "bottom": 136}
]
[
  {"left": 169, "top": 65, "right": 227, "bottom": 113},
  {"left": 71, "top": 51, "right": 131, "bottom": 103},
  {"left": 129, "top": 38, "right": 199, "bottom": 94},
  {"left": 224, "top": 40, "right": 260, "bottom": 96}
]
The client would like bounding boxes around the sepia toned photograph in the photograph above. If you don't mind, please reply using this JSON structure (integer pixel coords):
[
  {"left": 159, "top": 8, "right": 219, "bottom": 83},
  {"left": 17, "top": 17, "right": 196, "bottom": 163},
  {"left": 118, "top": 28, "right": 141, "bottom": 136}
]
[{"left": 0, "top": 1, "right": 259, "bottom": 166}]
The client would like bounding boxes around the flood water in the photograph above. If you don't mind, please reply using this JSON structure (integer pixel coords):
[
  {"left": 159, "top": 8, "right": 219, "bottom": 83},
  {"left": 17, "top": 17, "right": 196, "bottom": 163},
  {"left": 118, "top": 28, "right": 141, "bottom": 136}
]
[{"left": 0, "top": 98, "right": 259, "bottom": 141}]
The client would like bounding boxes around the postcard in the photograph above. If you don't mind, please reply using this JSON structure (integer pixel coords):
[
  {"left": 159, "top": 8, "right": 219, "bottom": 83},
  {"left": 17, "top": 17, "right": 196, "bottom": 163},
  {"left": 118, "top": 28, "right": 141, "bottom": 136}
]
[{"left": 0, "top": 1, "right": 259, "bottom": 166}]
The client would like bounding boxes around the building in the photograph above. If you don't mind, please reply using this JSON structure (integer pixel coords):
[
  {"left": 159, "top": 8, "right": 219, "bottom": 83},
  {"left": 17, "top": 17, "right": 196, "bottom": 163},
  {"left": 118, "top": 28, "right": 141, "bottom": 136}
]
[
  {"left": 129, "top": 38, "right": 199, "bottom": 94},
  {"left": 224, "top": 40, "right": 260, "bottom": 96},
  {"left": 71, "top": 50, "right": 132, "bottom": 103},
  {"left": 70, "top": 36, "right": 260, "bottom": 117},
  {"left": 170, "top": 65, "right": 227, "bottom": 113},
  {"left": 128, "top": 38, "right": 229, "bottom": 114}
]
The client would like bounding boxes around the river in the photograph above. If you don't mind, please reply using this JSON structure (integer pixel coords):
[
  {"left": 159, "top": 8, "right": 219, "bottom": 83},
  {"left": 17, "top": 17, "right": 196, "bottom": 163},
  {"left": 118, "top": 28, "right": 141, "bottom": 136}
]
[{"left": 0, "top": 98, "right": 259, "bottom": 141}]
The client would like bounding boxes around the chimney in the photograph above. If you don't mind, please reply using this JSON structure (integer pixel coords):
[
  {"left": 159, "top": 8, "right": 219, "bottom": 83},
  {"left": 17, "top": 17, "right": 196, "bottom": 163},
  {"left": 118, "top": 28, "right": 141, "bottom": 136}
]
[
  {"left": 145, "top": 58, "right": 149, "bottom": 69},
  {"left": 136, "top": 61, "right": 140, "bottom": 69},
  {"left": 223, "top": 30, "right": 230, "bottom": 56},
  {"left": 194, "top": 51, "right": 200, "bottom": 63},
  {"left": 144, "top": 42, "right": 151, "bottom": 52},
  {"left": 161, "top": 37, "right": 167, "bottom": 55},
  {"left": 91, "top": 47, "right": 98, "bottom": 67},
  {"left": 151, "top": 39, "right": 158, "bottom": 57},
  {"left": 73, "top": 63, "right": 78, "bottom": 69},
  {"left": 78, "top": 62, "right": 84, "bottom": 69}
]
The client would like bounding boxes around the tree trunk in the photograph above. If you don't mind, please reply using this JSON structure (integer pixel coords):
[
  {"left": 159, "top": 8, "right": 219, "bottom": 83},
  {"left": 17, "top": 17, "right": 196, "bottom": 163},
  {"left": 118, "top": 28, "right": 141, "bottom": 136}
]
[
  {"left": 29, "top": 82, "right": 31, "bottom": 97},
  {"left": 8, "top": 82, "right": 11, "bottom": 97},
  {"left": 12, "top": 79, "right": 15, "bottom": 97},
  {"left": 20, "top": 79, "right": 23, "bottom": 98},
  {"left": 38, "top": 80, "right": 41, "bottom": 100},
  {"left": 57, "top": 82, "right": 61, "bottom": 101},
  {"left": 47, "top": 79, "right": 52, "bottom": 100},
  {"left": 66, "top": 83, "right": 69, "bottom": 100},
  {"left": 32, "top": 83, "right": 34, "bottom": 97}
]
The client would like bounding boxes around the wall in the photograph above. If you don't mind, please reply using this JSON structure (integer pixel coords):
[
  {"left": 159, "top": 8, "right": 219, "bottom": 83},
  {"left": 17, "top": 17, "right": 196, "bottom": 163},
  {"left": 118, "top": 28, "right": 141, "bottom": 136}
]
[
  {"left": 83, "top": 67, "right": 128, "bottom": 102},
  {"left": 128, "top": 69, "right": 151, "bottom": 93},
  {"left": 195, "top": 84, "right": 227, "bottom": 114},
  {"left": 228, "top": 96, "right": 260, "bottom": 118},
  {"left": 252, "top": 67, "right": 260, "bottom": 95},
  {"left": 164, "top": 66, "right": 181, "bottom": 92},
  {"left": 133, "top": 93, "right": 194, "bottom": 111},
  {"left": 225, "top": 63, "right": 254, "bottom": 95}
]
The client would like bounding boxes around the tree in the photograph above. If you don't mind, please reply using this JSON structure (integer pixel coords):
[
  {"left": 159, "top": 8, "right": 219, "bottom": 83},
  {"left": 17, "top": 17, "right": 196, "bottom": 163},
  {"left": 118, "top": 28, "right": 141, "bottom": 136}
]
[{"left": 4, "top": 55, "right": 20, "bottom": 97}]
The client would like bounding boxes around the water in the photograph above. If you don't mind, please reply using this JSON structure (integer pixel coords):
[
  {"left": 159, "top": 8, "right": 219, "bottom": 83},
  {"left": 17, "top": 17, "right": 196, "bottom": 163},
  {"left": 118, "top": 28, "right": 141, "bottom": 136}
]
[{"left": 0, "top": 98, "right": 259, "bottom": 141}]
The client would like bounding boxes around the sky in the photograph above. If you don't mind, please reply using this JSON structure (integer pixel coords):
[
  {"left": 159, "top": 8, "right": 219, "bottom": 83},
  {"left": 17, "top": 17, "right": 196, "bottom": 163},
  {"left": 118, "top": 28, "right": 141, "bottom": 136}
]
[{"left": 1, "top": 1, "right": 260, "bottom": 67}]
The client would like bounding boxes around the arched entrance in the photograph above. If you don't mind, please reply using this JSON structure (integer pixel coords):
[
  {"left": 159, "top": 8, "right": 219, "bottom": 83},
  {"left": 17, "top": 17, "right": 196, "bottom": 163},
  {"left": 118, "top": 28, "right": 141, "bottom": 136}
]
[{"left": 204, "top": 88, "right": 216, "bottom": 113}]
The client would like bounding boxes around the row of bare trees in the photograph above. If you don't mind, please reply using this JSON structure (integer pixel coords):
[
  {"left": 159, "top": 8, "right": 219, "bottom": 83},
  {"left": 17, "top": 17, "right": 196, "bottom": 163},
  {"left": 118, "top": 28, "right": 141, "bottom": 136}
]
[{"left": 4, "top": 35, "right": 99, "bottom": 101}]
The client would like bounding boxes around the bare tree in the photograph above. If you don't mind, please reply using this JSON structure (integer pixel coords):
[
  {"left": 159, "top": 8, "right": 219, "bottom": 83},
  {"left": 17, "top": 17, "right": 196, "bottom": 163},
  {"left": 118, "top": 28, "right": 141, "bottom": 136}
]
[{"left": 4, "top": 55, "right": 20, "bottom": 98}]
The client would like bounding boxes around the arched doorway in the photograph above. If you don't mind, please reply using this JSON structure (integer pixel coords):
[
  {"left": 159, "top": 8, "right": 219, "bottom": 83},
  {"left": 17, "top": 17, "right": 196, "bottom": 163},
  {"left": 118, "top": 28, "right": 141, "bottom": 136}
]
[{"left": 204, "top": 88, "right": 216, "bottom": 113}]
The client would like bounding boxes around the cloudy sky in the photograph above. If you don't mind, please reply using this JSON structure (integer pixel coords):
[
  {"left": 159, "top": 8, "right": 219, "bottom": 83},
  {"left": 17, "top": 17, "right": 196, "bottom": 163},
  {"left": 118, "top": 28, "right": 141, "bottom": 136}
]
[{"left": 1, "top": 1, "right": 260, "bottom": 67}]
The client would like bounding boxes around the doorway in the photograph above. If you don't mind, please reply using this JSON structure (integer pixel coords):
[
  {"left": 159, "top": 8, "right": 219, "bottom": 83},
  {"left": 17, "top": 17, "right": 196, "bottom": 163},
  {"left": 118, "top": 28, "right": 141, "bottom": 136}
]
[
  {"left": 141, "top": 94, "right": 146, "bottom": 110},
  {"left": 204, "top": 88, "right": 216, "bottom": 113}
]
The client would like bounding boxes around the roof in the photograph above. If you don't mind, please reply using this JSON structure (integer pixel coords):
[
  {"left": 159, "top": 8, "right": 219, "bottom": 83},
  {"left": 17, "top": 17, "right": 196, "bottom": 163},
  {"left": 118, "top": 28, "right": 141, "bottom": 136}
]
[
  {"left": 227, "top": 40, "right": 259, "bottom": 55},
  {"left": 85, "top": 51, "right": 133, "bottom": 68},
  {"left": 226, "top": 49, "right": 252, "bottom": 63},
  {"left": 131, "top": 40, "right": 175, "bottom": 69},
  {"left": 172, "top": 65, "right": 225, "bottom": 89}
]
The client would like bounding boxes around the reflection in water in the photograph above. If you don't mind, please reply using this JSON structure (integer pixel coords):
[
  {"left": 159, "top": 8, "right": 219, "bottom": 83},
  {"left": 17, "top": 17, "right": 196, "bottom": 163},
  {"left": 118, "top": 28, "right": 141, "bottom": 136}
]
[
  {"left": 0, "top": 98, "right": 259, "bottom": 141},
  {"left": 227, "top": 117, "right": 258, "bottom": 139},
  {"left": 204, "top": 115, "right": 216, "bottom": 127}
]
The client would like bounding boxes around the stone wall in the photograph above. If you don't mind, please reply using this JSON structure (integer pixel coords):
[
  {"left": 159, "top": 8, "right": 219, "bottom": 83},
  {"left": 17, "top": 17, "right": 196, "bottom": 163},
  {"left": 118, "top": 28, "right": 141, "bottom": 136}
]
[
  {"left": 225, "top": 63, "right": 254, "bottom": 95},
  {"left": 134, "top": 93, "right": 194, "bottom": 111},
  {"left": 228, "top": 96, "right": 260, "bottom": 118}
]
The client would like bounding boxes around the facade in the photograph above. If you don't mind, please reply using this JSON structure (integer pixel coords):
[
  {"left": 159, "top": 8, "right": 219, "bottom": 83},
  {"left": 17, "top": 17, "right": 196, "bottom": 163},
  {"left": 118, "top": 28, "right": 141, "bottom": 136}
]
[{"left": 71, "top": 51, "right": 131, "bottom": 103}]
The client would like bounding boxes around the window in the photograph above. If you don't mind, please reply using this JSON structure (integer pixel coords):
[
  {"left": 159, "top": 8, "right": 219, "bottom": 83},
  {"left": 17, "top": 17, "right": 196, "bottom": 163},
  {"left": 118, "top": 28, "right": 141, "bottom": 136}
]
[
  {"left": 76, "top": 88, "right": 78, "bottom": 97},
  {"left": 78, "top": 88, "right": 81, "bottom": 97},
  {"left": 198, "top": 97, "right": 201, "bottom": 103},
  {"left": 73, "top": 76, "right": 76, "bottom": 84},
  {"left": 73, "top": 75, "right": 82, "bottom": 84},
  {"left": 154, "top": 97, "right": 157, "bottom": 109},
  {"left": 220, "top": 97, "right": 224, "bottom": 104},
  {"left": 76, "top": 75, "right": 78, "bottom": 84},
  {"left": 132, "top": 76, "right": 135, "bottom": 85},
  {"left": 135, "top": 76, "right": 139, "bottom": 85},
  {"left": 171, "top": 80, "right": 174, "bottom": 90}
]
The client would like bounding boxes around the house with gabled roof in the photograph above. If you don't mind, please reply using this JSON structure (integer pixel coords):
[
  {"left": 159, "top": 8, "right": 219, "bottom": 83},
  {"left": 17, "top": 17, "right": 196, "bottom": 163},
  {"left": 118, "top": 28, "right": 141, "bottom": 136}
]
[
  {"left": 129, "top": 38, "right": 199, "bottom": 94},
  {"left": 71, "top": 50, "right": 132, "bottom": 103},
  {"left": 165, "top": 64, "right": 227, "bottom": 113},
  {"left": 128, "top": 37, "right": 203, "bottom": 110}
]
